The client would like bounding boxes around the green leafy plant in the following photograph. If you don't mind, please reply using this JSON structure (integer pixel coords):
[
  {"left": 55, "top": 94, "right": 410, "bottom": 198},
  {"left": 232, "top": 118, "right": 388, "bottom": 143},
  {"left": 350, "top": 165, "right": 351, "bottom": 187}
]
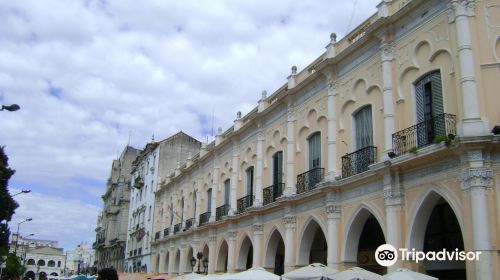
[
  {"left": 2, "top": 253, "right": 26, "bottom": 280},
  {"left": 409, "top": 146, "right": 418, "bottom": 153},
  {"left": 434, "top": 135, "right": 453, "bottom": 146}
]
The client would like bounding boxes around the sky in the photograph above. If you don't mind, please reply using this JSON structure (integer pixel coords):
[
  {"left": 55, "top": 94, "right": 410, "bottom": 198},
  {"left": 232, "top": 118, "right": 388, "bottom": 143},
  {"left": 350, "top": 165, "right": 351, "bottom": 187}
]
[{"left": 0, "top": 0, "right": 380, "bottom": 251}]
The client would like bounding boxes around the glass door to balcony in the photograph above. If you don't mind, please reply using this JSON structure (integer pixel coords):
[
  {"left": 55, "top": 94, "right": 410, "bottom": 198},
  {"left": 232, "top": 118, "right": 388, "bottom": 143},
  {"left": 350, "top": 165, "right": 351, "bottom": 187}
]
[{"left": 415, "top": 71, "right": 443, "bottom": 146}]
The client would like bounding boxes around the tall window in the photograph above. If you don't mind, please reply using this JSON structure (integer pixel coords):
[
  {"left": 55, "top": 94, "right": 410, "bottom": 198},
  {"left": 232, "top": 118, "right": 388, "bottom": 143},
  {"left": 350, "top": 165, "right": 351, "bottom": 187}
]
[
  {"left": 308, "top": 132, "right": 321, "bottom": 169},
  {"left": 273, "top": 151, "right": 283, "bottom": 184},
  {"left": 181, "top": 198, "right": 184, "bottom": 224},
  {"left": 354, "top": 106, "right": 373, "bottom": 150},
  {"left": 224, "top": 179, "right": 230, "bottom": 205},
  {"left": 415, "top": 71, "right": 444, "bottom": 144},
  {"left": 169, "top": 203, "right": 174, "bottom": 226},
  {"left": 246, "top": 167, "right": 254, "bottom": 196},
  {"left": 193, "top": 192, "right": 197, "bottom": 218},
  {"left": 148, "top": 206, "right": 151, "bottom": 220},
  {"left": 207, "top": 188, "right": 212, "bottom": 212}
]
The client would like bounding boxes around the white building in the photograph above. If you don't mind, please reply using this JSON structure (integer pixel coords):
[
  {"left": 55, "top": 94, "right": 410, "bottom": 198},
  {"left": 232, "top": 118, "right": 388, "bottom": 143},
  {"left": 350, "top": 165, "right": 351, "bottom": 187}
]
[
  {"left": 124, "top": 132, "right": 200, "bottom": 273},
  {"left": 66, "top": 242, "right": 96, "bottom": 275}
]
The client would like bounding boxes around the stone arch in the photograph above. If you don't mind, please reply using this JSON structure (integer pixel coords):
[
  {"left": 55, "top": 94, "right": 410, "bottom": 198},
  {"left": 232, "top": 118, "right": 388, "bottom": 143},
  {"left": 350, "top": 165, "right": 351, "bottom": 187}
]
[
  {"left": 50, "top": 272, "right": 58, "bottom": 276},
  {"left": 165, "top": 251, "right": 170, "bottom": 274},
  {"left": 397, "top": 65, "right": 419, "bottom": 101},
  {"left": 202, "top": 243, "right": 209, "bottom": 263},
  {"left": 37, "top": 259, "right": 45, "bottom": 267},
  {"left": 339, "top": 98, "right": 356, "bottom": 131},
  {"left": 342, "top": 204, "right": 386, "bottom": 263},
  {"left": 236, "top": 234, "right": 254, "bottom": 270},
  {"left": 264, "top": 227, "right": 285, "bottom": 275},
  {"left": 297, "top": 216, "right": 328, "bottom": 266},
  {"left": 216, "top": 239, "right": 229, "bottom": 272},
  {"left": 407, "top": 187, "right": 465, "bottom": 251},
  {"left": 413, "top": 40, "right": 432, "bottom": 68},
  {"left": 47, "top": 260, "right": 55, "bottom": 267},
  {"left": 429, "top": 48, "right": 452, "bottom": 63},
  {"left": 27, "top": 259, "right": 35, "bottom": 265},
  {"left": 26, "top": 271, "right": 35, "bottom": 279}
]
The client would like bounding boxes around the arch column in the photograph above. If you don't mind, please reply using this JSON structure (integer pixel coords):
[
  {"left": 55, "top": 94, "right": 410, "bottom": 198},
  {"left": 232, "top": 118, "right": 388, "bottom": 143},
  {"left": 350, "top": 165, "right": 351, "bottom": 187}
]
[
  {"left": 326, "top": 80, "right": 339, "bottom": 180},
  {"left": 253, "top": 224, "right": 264, "bottom": 267},
  {"left": 383, "top": 171, "right": 404, "bottom": 272},
  {"left": 195, "top": 178, "right": 202, "bottom": 226},
  {"left": 179, "top": 244, "right": 187, "bottom": 275},
  {"left": 229, "top": 140, "right": 239, "bottom": 215},
  {"left": 151, "top": 253, "right": 159, "bottom": 273},
  {"left": 254, "top": 127, "right": 264, "bottom": 207},
  {"left": 208, "top": 235, "right": 217, "bottom": 274},
  {"left": 450, "top": 0, "right": 485, "bottom": 135},
  {"left": 227, "top": 230, "right": 237, "bottom": 273},
  {"left": 158, "top": 250, "right": 166, "bottom": 273},
  {"left": 326, "top": 203, "right": 341, "bottom": 269},
  {"left": 285, "top": 99, "right": 297, "bottom": 196},
  {"left": 168, "top": 248, "right": 175, "bottom": 275},
  {"left": 461, "top": 150, "right": 494, "bottom": 280},
  {"left": 380, "top": 36, "right": 395, "bottom": 158},
  {"left": 283, "top": 215, "right": 296, "bottom": 273}
]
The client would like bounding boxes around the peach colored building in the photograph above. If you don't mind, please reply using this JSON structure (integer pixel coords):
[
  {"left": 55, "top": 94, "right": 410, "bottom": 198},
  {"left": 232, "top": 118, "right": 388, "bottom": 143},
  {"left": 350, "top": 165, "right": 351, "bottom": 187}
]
[{"left": 150, "top": 1, "right": 500, "bottom": 279}]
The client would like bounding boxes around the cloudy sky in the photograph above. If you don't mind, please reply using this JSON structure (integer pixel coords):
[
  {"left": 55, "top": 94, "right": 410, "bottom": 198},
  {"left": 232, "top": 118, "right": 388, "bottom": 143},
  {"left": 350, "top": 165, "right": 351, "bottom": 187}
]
[{"left": 1, "top": 0, "right": 379, "bottom": 250}]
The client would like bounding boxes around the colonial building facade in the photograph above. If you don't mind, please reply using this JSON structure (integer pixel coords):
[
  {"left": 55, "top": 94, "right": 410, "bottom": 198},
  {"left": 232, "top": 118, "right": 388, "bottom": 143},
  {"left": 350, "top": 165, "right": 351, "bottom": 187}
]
[
  {"left": 125, "top": 132, "right": 201, "bottom": 273},
  {"left": 94, "top": 145, "right": 140, "bottom": 272},
  {"left": 149, "top": 1, "right": 500, "bottom": 280}
]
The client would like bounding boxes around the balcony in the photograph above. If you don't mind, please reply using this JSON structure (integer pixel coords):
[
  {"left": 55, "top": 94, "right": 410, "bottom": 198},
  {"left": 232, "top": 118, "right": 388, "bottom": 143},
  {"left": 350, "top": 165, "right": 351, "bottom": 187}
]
[
  {"left": 341, "top": 146, "right": 377, "bottom": 178},
  {"left": 133, "top": 177, "right": 144, "bottom": 189},
  {"left": 263, "top": 183, "right": 284, "bottom": 205},
  {"left": 154, "top": 231, "right": 160, "bottom": 240},
  {"left": 199, "top": 212, "right": 211, "bottom": 226},
  {"left": 185, "top": 218, "right": 194, "bottom": 230},
  {"left": 237, "top": 195, "right": 254, "bottom": 213},
  {"left": 216, "top": 204, "right": 229, "bottom": 221},
  {"left": 163, "top": 227, "right": 170, "bottom": 237},
  {"left": 296, "top": 168, "right": 324, "bottom": 194},
  {"left": 174, "top": 223, "right": 182, "bottom": 234},
  {"left": 392, "top": 113, "right": 456, "bottom": 156}
]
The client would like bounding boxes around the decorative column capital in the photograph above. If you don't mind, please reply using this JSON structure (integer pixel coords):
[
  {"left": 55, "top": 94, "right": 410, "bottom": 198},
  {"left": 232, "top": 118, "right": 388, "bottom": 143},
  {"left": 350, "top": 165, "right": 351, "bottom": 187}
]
[
  {"left": 327, "top": 81, "right": 339, "bottom": 96},
  {"left": 228, "top": 231, "right": 238, "bottom": 240},
  {"left": 448, "top": 0, "right": 476, "bottom": 22},
  {"left": 380, "top": 41, "right": 394, "bottom": 61},
  {"left": 252, "top": 224, "right": 264, "bottom": 234},
  {"left": 208, "top": 235, "right": 217, "bottom": 245},
  {"left": 383, "top": 190, "right": 404, "bottom": 206},
  {"left": 326, "top": 205, "right": 341, "bottom": 219},
  {"left": 461, "top": 167, "right": 493, "bottom": 191},
  {"left": 283, "top": 216, "right": 296, "bottom": 229}
]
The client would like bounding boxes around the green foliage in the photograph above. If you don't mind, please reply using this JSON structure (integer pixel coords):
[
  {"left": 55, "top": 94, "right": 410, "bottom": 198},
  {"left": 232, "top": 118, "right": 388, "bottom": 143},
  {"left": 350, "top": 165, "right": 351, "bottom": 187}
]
[
  {"left": 0, "top": 146, "right": 18, "bottom": 255},
  {"left": 2, "top": 253, "right": 26, "bottom": 279},
  {"left": 433, "top": 135, "right": 453, "bottom": 146},
  {"left": 409, "top": 146, "right": 418, "bottom": 153}
]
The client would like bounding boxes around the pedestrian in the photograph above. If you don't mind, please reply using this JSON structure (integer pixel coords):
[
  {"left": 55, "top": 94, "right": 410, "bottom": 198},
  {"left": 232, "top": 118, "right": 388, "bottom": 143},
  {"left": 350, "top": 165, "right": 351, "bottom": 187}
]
[{"left": 97, "top": 268, "right": 118, "bottom": 280}]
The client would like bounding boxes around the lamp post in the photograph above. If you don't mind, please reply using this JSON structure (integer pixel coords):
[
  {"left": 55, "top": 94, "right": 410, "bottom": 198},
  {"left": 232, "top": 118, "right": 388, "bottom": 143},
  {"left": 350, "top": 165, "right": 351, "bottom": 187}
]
[
  {"left": 0, "top": 104, "right": 20, "bottom": 112},
  {"left": 14, "top": 218, "right": 32, "bottom": 255},
  {"left": 196, "top": 252, "right": 203, "bottom": 273},
  {"left": 12, "top": 190, "right": 31, "bottom": 197},
  {"left": 190, "top": 256, "right": 196, "bottom": 273},
  {"left": 21, "top": 234, "right": 34, "bottom": 264},
  {"left": 202, "top": 259, "right": 208, "bottom": 275}
]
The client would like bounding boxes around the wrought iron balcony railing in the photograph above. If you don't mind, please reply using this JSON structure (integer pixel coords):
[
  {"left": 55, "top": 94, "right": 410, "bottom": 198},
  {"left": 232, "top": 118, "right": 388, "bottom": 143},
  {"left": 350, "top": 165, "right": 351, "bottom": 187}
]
[
  {"left": 237, "top": 195, "right": 254, "bottom": 213},
  {"left": 263, "top": 183, "right": 284, "bottom": 205},
  {"left": 296, "top": 168, "right": 324, "bottom": 194},
  {"left": 216, "top": 204, "right": 229, "bottom": 221},
  {"left": 199, "top": 211, "right": 211, "bottom": 226},
  {"left": 163, "top": 227, "right": 170, "bottom": 237},
  {"left": 392, "top": 113, "right": 456, "bottom": 156},
  {"left": 154, "top": 231, "right": 160, "bottom": 240},
  {"left": 173, "top": 223, "right": 182, "bottom": 234},
  {"left": 341, "top": 146, "right": 377, "bottom": 178},
  {"left": 185, "top": 218, "right": 194, "bottom": 230}
]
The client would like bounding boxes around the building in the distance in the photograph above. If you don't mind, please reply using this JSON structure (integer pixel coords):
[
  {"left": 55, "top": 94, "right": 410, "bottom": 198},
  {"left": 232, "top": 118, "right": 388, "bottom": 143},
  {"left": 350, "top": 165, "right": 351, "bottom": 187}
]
[
  {"left": 66, "top": 242, "right": 96, "bottom": 276},
  {"left": 10, "top": 234, "right": 66, "bottom": 279},
  {"left": 149, "top": 1, "right": 500, "bottom": 280},
  {"left": 94, "top": 145, "right": 140, "bottom": 272},
  {"left": 124, "top": 132, "right": 201, "bottom": 273}
]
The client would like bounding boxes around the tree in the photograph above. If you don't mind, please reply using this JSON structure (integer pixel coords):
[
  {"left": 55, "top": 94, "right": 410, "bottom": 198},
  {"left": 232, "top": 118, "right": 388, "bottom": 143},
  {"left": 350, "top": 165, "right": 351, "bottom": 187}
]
[
  {"left": 0, "top": 146, "right": 18, "bottom": 255},
  {"left": 1, "top": 253, "right": 26, "bottom": 280}
]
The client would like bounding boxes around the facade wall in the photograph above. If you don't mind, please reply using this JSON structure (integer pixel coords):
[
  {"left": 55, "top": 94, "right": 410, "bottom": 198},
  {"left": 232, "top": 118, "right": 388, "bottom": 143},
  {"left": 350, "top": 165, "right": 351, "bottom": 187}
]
[{"left": 149, "top": 1, "right": 500, "bottom": 280}]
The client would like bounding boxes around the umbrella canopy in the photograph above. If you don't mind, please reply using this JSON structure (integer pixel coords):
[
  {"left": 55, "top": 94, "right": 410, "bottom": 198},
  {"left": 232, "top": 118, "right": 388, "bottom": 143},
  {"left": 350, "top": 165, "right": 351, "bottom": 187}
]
[
  {"left": 282, "top": 263, "right": 339, "bottom": 280},
  {"left": 220, "top": 267, "right": 279, "bottom": 280},
  {"left": 334, "top": 267, "right": 384, "bottom": 280},
  {"left": 383, "top": 268, "right": 437, "bottom": 280},
  {"left": 170, "top": 273, "right": 204, "bottom": 280},
  {"left": 196, "top": 274, "right": 227, "bottom": 280}
]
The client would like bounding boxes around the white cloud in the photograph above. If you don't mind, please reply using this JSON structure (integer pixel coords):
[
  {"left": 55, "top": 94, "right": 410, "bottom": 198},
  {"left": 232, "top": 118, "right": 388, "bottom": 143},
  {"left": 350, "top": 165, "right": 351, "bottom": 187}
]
[
  {"left": 0, "top": 0, "right": 380, "bottom": 249},
  {"left": 10, "top": 189, "right": 100, "bottom": 250}
]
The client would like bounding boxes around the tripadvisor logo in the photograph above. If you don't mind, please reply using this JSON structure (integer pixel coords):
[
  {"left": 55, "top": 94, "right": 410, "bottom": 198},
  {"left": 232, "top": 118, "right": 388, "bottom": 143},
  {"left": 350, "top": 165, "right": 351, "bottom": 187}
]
[{"left": 375, "top": 244, "right": 481, "bottom": 267}]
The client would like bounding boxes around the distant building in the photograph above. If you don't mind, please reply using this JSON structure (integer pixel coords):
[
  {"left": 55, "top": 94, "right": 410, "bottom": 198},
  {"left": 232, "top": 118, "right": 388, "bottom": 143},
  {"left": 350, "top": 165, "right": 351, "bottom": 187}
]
[
  {"left": 94, "top": 146, "right": 140, "bottom": 272},
  {"left": 10, "top": 234, "right": 66, "bottom": 279},
  {"left": 124, "top": 132, "right": 201, "bottom": 273},
  {"left": 66, "top": 242, "right": 95, "bottom": 275}
]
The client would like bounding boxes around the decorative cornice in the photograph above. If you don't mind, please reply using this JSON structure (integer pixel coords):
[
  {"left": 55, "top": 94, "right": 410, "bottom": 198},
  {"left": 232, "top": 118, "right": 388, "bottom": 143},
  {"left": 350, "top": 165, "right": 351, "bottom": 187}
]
[{"left": 461, "top": 167, "right": 493, "bottom": 190}]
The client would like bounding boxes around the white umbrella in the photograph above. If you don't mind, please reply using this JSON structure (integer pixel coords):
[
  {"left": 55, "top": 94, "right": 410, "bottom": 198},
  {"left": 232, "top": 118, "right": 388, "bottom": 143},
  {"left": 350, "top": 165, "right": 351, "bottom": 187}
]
[
  {"left": 220, "top": 267, "right": 279, "bottom": 280},
  {"left": 281, "top": 263, "right": 339, "bottom": 280},
  {"left": 383, "top": 268, "right": 437, "bottom": 280},
  {"left": 170, "top": 273, "right": 205, "bottom": 280},
  {"left": 334, "top": 267, "right": 383, "bottom": 280},
  {"left": 197, "top": 274, "right": 227, "bottom": 280}
]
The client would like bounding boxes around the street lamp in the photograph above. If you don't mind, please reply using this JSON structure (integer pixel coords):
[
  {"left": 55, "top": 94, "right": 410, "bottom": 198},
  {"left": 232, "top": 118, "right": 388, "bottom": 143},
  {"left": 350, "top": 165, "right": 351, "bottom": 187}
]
[
  {"left": 14, "top": 218, "right": 32, "bottom": 255},
  {"left": 190, "top": 256, "right": 196, "bottom": 273},
  {"left": 21, "top": 234, "right": 34, "bottom": 265},
  {"left": 196, "top": 252, "right": 203, "bottom": 273},
  {"left": 0, "top": 104, "right": 20, "bottom": 112},
  {"left": 202, "top": 258, "right": 208, "bottom": 274},
  {"left": 12, "top": 190, "right": 31, "bottom": 197}
]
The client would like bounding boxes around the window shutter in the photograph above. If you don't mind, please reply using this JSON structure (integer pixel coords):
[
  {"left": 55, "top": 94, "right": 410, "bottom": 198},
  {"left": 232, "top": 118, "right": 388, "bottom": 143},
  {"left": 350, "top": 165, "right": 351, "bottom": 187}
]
[
  {"left": 430, "top": 72, "right": 444, "bottom": 117},
  {"left": 415, "top": 81, "right": 425, "bottom": 123}
]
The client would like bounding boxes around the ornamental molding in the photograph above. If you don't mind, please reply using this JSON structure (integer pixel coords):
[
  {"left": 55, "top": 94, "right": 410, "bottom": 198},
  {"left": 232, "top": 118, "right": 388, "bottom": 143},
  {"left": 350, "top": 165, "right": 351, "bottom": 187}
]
[
  {"left": 448, "top": 0, "right": 476, "bottom": 22},
  {"left": 461, "top": 167, "right": 493, "bottom": 190},
  {"left": 283, "top": 216, "right": 296, "bottom": 229},
  {"left": 381, "top": 42, "right": 394, "bottom": 61},
  {"left": 228, "top": 231, "right": 238, "bottom": 239},
  {"left": 252, "top": 224, "right": 264, "bottom": 233},
  {"left": 208, "top": 235, "right": 217, "bottom": 244},
  {"left": 383, "top": 190, "right": 405, "bottom": 206},
  {"left": 467, "top": 150, "right": 483, "bottom": 161},
  {"left": 327, "top": 81, "right": 339, "bottom": 96}
]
